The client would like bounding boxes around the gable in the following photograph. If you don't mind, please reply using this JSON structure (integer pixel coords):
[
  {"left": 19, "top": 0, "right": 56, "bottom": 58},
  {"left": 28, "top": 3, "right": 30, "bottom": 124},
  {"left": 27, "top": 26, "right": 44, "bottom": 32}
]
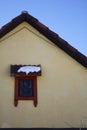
[
  {"left": 0, "top": 22, "right": 87, "bottom": 92},
  {"left": 0, "top": 22, "right": 54, "bottom": 47},
  {"left": 0, "top": 21, "right": 86, "bottom": 74},
  {"left": 0, "top": 14, "right": 87, "bottom": 128},
  {"left": 0, "top": 11, "right": 87, "bottom": 68}
]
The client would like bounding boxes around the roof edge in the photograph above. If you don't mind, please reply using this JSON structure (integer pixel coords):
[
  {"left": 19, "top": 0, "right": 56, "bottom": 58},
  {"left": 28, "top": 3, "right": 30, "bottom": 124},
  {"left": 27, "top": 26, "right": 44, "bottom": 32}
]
[{"left": 0, "top": 12, "right": 87, "bottom": 68}]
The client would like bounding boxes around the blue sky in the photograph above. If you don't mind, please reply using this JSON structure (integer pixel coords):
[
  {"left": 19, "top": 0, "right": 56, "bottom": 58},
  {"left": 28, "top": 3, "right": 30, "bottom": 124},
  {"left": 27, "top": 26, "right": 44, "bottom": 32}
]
[{"left": 0, "top": 0, "right": 87, "bottom": 56}]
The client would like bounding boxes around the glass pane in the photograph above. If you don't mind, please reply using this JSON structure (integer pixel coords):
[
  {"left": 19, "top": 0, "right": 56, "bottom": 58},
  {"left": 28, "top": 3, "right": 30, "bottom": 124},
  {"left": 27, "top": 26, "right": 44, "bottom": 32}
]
[{"left": 18, "top": 79, "right": 34, "bottom": 97}]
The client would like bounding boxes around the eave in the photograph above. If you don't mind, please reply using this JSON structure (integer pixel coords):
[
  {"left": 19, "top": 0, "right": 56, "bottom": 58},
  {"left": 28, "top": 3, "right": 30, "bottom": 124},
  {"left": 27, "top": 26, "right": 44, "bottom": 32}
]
[{"left": 0, "top": 11, "right": 87, "bottom": 68}]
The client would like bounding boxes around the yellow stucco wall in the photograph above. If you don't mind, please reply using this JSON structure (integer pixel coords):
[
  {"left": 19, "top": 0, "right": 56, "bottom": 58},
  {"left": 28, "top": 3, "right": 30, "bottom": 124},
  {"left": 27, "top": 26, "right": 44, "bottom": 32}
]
[{"left": 0, "top": 22, "right": 87, "bottom": 128}]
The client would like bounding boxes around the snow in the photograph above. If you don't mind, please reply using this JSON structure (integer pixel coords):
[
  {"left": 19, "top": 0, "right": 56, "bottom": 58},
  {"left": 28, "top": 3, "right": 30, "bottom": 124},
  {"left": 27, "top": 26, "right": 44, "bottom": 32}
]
[{"left": 17, "top": 66, "right": 41, "bottom": 75}]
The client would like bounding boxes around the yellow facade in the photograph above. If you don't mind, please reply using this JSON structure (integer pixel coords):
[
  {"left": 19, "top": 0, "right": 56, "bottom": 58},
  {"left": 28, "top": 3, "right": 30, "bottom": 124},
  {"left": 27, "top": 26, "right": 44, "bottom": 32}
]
[{"left": 0, "top": 22, "right": 87, "bottom": 128}]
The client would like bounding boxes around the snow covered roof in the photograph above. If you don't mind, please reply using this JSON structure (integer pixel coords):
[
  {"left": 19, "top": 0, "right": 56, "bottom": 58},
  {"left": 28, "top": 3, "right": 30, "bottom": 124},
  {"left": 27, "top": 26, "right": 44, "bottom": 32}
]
[
  {"left": 18, "top": 66, "right": 41, "bottom": 75},
  {"left": 10, "top": 65, "right": 41, "bottom": 76}
]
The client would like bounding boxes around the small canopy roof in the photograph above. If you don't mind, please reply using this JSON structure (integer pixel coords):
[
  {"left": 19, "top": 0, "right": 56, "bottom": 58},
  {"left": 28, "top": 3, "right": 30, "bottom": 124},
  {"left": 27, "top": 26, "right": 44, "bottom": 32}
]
[{"left": 10, "top": 65, "right": 41, "bottom": 76}]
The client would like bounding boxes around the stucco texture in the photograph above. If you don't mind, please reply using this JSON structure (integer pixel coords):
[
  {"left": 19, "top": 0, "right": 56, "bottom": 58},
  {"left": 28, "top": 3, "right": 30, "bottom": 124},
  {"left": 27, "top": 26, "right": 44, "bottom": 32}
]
[{"left": 0, "top": 22, "right": 87, "bottom": 128}]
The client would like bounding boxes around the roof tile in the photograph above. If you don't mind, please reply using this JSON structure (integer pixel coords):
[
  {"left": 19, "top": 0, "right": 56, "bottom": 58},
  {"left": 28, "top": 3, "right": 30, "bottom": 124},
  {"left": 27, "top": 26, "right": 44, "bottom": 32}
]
[{"left": 0, "top": 12, "right": 87, "bottom": 68}]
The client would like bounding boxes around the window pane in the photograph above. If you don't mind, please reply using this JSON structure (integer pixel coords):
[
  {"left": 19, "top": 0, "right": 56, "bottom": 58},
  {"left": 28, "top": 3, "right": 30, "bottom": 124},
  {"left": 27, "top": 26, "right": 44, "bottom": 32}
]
[{"left": 18, "top": 79, "right": 34, "bottom": 96}]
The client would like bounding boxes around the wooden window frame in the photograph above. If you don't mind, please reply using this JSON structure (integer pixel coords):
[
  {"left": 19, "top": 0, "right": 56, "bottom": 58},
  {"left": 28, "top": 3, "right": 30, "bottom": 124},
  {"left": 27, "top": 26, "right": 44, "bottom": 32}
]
[{"left": 14, "top": 76, "right": 37, "bottom": 107}]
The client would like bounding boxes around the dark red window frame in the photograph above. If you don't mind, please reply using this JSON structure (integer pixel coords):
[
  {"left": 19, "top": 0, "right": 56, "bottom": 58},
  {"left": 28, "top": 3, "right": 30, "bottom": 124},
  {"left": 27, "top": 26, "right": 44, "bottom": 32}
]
[
  {"left": 14, "top": 75, "right": 37, "bottom": 107},
  {"left": 10, "top": 65, "right": 41, "bottom": 107}
]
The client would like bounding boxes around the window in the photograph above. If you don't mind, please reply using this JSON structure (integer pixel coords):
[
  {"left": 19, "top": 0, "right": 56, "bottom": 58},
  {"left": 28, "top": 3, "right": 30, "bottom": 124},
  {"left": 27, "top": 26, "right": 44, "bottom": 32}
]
[
  {"left": 18, "top": 79, "right": 34, "bottom": 97},
  {"left": 15, "top": 76, "right": 37, "bottom": 107},
  {"left": 10, "top": 65, "right": 41, "bottom": 107}
]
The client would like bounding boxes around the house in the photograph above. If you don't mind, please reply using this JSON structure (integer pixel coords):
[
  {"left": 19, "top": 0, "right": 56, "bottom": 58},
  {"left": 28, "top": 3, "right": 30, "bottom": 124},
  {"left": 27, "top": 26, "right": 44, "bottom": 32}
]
[{"left": 0, "top": 11, "right": 87, "bottom": 128}]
